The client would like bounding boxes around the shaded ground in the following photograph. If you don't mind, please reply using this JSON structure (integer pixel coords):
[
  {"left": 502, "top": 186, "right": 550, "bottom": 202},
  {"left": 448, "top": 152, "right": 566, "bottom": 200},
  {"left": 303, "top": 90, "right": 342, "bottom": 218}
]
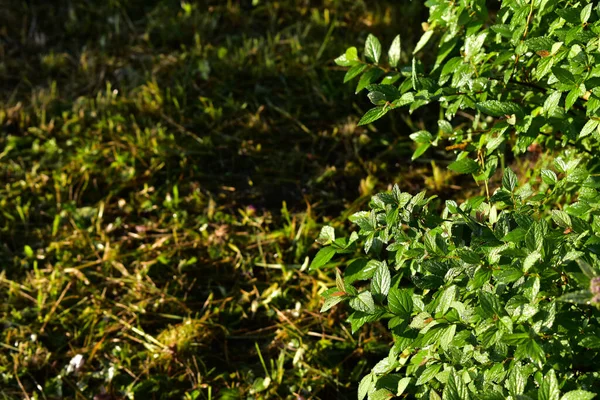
[{"left": 0, "top": 1, "right": 468, "bottom": 398}]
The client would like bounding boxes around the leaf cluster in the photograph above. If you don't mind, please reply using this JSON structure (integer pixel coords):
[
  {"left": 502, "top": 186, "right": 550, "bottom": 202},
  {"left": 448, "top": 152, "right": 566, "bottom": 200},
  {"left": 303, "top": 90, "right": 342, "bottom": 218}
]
[{"left": 320, "top": 0, "right": 600, "bottom": 397}]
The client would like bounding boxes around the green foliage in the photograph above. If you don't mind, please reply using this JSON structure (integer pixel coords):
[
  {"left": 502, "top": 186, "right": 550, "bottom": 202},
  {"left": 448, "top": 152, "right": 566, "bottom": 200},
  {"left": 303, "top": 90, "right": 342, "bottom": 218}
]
[
  {"left": 321, "top": 0, "right": 600, "bottom": 397},
  {"left": 316, "top": 175, "right": 600, "bottom": 398},
  {"left": 334, "top": 0, "right": 600, "bottom": 170}
]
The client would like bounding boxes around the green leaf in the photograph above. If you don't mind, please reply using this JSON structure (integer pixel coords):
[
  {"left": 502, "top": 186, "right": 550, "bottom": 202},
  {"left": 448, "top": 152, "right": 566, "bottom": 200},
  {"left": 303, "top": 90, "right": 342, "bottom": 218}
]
[
  {"left": 388, "top": 287, "right": 413, "bottom": 318},
  {"left": 369, "top": 389, "right": 394, "bottom": 400},
  {"left": 372, "top": 262, "right": 391, "bottom": 297},
  {"left": 535, "top": 57, "right": 554, "bottom": 81},
  {"left": 350, "top": 291, "right": 376, "bottom": 314},
  {"left": 516, "top": 338, "right": 545, "bottom": 366},
  {"left": 356, "top": 68, "right": 385, "bottom": 93},
  {"left": 551, "top": 67, "right": 576, "bottom": 86},
  {"left": 541, "top": 169, "right": 558, "bottom": 185},
  {"left": 436, "top": 285, "right": 457, "bottom": 315},
  {"left": 388, "top": 35, "right": 402, "bottom": 68},
  {"left": 539, "top": 369, "right": 560, "bottom": 400},
  {"left": 464, "top": 32, "right": 487, "bottom": 60},
  {"left": 448, "top": 158, "right": 480, "bottom": 174},
  {"left": 335, "top": 47, "right": 359, "bottom": 67},
  {"left": 412, "top": 143, "right": 431, "bottom": 160},
  {"left": 439, "top": 324, "right": 457, "bottom": 351},
  {"left": 344, "top": 64, "right": 368, "bottom": 83},
  {"left": 565, "top": 84, "right": 585, "bottom": 111},
  {"left": 560, "top": 391, "right": 596, "bottom": 400},
  {"left": 413, "top": 29, "right": 434, "bottom": 54},
  {"left": 578, "top": 335, "right": 600, "bottom": 349},
  {"left": 345, "top": 259, "right": 378, "bottom": 283},
  {"left": 391, "top": 92, "right": 414, "bottom": 108},
  {"left": 581, "top": 3, "right": 593, "bottom": 23},
  {"left": 320, "top": 294, "right": 346, "bottom": 312},
  {"left": 358, "top": 106, "right": 389, "bottom": 126},
  {"left": 476, "top": 100, "right": 524, "bottom": 117},
  {"left": 580, "top": 119, "right": 599, "bottom": 138},
  {"left": 523, "top": 250, "right": 541, "bottom": 273},
  {"left": 309, "top": 246, "right": 336, "bottom": 270},
  {"left": 456, "top": 248, "right": 480, "bottom": 264},
  {"left": 316, "top": 226, "right": 335, "bottom": 245},
  {"left": 443, "top": 370, "right": 469, "bottom": 400},
  {"left": 543, "top": 91, "right": 561, "bottom": 116},
  {"left": 367, "top": 91, "right": 387, "bottom": 106},
  {"left": 410, "top": 130, "right": 433, "bottom": 144},
  {"left": 358, "top": 374, "right": 375, "bottom": 400},
  {"left": 346, "top": 47, "right": 359, "bottom": 62},
  {"left": 479, "top": 290, "right": 503, "bottom": 318},
  {"left": 551, "top": 210, "right": 571, "bottom": 229},
  {"left": 503, "top": 168, "right": 518, "bottom": 192},
  {"left": 416, "top": 363, "right": 442, "bottom": 386},
  {"left": 558, "top": 290, "right": 593, "bottom": 304},
  {"left": 397, "top": 377, "right": 411, "bottom": 396},
  {"left": 508, "top": 363, "right": 526, "bottom": 396},
  {"left": 365, "top": 34, "right": 382, "bottom": 64}
]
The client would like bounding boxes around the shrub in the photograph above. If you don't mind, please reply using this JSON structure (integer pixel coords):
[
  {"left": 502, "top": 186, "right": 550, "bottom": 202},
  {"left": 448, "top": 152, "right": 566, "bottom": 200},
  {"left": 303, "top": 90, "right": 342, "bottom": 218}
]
[{"left": 313, "top": 0, "right": 600, "bottom": 398}]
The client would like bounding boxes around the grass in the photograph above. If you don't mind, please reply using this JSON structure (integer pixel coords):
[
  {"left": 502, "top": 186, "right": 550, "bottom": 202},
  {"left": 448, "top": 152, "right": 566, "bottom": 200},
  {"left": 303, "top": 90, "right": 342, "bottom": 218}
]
[{"left": 0, "top": 1, "right": 458, "bottom": 398}]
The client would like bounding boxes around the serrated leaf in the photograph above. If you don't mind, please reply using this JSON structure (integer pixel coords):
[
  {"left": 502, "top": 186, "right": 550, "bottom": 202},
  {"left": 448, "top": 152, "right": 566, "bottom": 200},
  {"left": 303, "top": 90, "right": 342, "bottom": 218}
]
[
  {"left": 560, "top": 391, "right": 596, "bottom": 400},
  {"left": 508, "top": 363, "right": 526, "bottom": 396},
  {"left": 345, "top": 259, "right": 378, "bottom": 283},
  {"left": 535, "top": 57, "right": 554, "bottom": 81},
  {"left": 443, "top": 370, "right": 469, "bottom": 400},
  {"left": 477, "top": 100, "right": 524, "bottom": 117},
  {"left": 358, "top": 374, "right": 375, "bottom": 400},
  {"left": 392, "top": 92, "right": 415, "bottom": 108},
  {"left": 320, "top": 295, "right": 345, "bottom": 312},
  {"left": 565, "top": 84, "right": 585, "bottom": 111},
  {"left": 551, "top": 67, "right": 576, "bottom": 86},
  {"left": 350, "top": 291, "right": 376, "bottom": 314},
  {"left": 436, "top": 285, "right": 457, "bottom": 315},
  {"left": 523, "top": 250, "right": 541, "bottom": 273},
  {"left": 464, "top": 32, "right": 487, "bottom": 60},
  {"left": 503, "top": 168, "right": 518, "bottom": 192},
  {"left": 372, "top": 262, "right": 391, "bottom": 296},
  {"left": 365, "top": 34, "right": 382, "bottom": 64},
  {"left": 367, "top": 91, "right": 387, "bottom": 105},
  {"left": 558, "top": 290, "right": 593, "bottom": 304},
  {"left": 543, "top": 91, "right": 561, "bottom": 116},
  {"left": 358, "top": 106, "right": 389, "bottom": 126},
  {"left": 356, "top": 68, "right": 385, "bottom": 93},
  {"left": 541, "top": 169, "right": 558, "bottom": 185},
  {"left": 369, "top": 389, "right": 394, "bottom": 400},
  {"left": 539, "top": 369, "right": 560, "bottom": 400},
  {"left": 309, "top": 246, "right": 336, "bottom": 270},
  {"left": 416, "top": 363, "right": 442, "bottom": 386},
  {"left": 335, "top": 47, "right": 359, "bottom": 66},
  {"left": 551, "top": 210, "right": 571, "bottom": 229},
  {"left": 344, "top": 64, "right": 368, "bottom": 83},
  {"left": 316, "top": 226, "right": 335, "bottom": 245},
  {"left": 580, "top": 119, "right": 599, "bottom": 138},
  {"left": 410, "top": 130, "right": 433, "bottom": 144},
  {"left": 448, "top": 158, "right": 480, "bottom": 174},
  {"left": 578, "top": 335, "right": 600, "bottom": 348},
  {"left": 388, "top": 35, "right": 402, "bottom": 68},
  {"left": 439, "top": 324, "right": 457, "bottom": 351},
  {"left": 388, "top": 287, "right": 413, "bottom": 318},
  {"left": 456, "top": 248, "right": 480, "bottom": 264}
]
